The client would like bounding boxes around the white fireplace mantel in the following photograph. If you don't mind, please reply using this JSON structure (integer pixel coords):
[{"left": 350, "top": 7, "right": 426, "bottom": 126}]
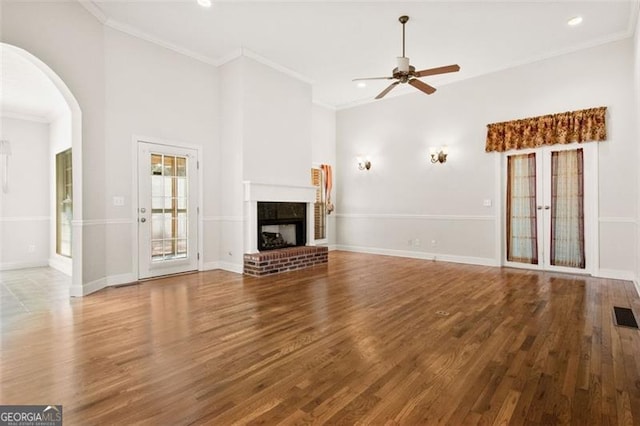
[
  {"left": 243, "top": 181, "right": 317, "bottom": 255},
  {"left": 243, "top": 181, "right": 316, "bottom": 203}
]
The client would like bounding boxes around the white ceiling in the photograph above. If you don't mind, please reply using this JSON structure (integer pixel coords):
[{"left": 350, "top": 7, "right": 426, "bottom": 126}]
[
  {"left": 0, "top": 47, "right": 68, "bottom": 121},
  {"left": 88, "top": 0, "right": 638, "bottom": 108},
  {"left": 1, "top": 1, "right": 637, "bottom": 117}
]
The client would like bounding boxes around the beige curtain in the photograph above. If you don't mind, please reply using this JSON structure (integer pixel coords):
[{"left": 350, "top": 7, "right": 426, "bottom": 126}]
[
  {"left": 506, "top": 153, "right": 538, "bottom": 264},
  {"left": 550, "top": 149, "right": 585, "bottom": 268},
  {"left": 486, "top": 107, "right": 606, "bottom": 152}
]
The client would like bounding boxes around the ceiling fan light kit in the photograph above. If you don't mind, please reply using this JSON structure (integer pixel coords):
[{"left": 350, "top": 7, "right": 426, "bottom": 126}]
[{"left": 354, "top": 15, "right": 461, "bottom": 100}]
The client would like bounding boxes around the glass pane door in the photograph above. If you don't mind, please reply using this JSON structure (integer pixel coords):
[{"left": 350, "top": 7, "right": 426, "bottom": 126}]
[
  {"left": 504, "top": 144, "right": 592, "bottom": 273},
  {"left": 138, "top": 142, "right": 198, "bottom": 279}
]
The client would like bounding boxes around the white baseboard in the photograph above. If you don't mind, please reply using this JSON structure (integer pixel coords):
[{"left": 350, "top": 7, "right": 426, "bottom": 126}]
[
  {"left": 334, "top": 245, "right": 499, "bottom": 267},
  {"left": 106, "top": 273, "right": 137, "bottom": 286},
  {"left": 49, "top": 256, "right": 72, "bottom": 276},
  {"left": 594, "top": 269, "right": 636, "bottom": 281},
  {"left": 202, "top": 261, "right": 243, "bottom": 274},
  {"left": 72, "top": 277, "right": 107, "bottom": 297},
  {"left": 217, "top": 261, "right": 244, "bottom": 274},
  {"left": 328, "top": 244, "right": 338, "bottom": 251},
  {"left": 69, "top": 284, "right": 85, "bottom": 297},
  {"left": 0, "top": 260, "right": 48, "bottom": 271},
  {"left": 71, "top": 263, "right": 247, "bottom": 297},
  {"left": 203, "top": 261, "right": 219, "bottom": 271},
  {"left": 633, "top": 279, "right": 640, "bottom": 298},
  {"left": 70, "top": 273, "right": 137, "bottom": 297}
]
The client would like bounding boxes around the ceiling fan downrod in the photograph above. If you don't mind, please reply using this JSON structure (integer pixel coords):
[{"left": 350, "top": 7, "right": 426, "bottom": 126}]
[{"left": 399, "top": 15, "right": 408, "bottom": 58}]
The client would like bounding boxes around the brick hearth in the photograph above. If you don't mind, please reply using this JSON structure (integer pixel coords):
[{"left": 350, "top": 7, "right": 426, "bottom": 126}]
[{"left": 243, "top": 246, "right": 328, "bottom": 277}]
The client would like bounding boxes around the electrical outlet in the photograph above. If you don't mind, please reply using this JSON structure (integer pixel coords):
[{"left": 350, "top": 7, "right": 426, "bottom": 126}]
[
  {"left": 431, "top": 240, "right": 437, "bottom": 247},
  {"left": 414, "top": 238, "right": 421, "bottom": 247},
  {"left": 113, "top": 196, "right": 125, "bottom": 206},
  {"left": 27, "top": 245, "right": 35, "bottom": 253}
]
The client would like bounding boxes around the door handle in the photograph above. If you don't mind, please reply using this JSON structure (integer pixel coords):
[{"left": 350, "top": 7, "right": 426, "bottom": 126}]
[
  {"left": 537, "top": 206, "right": 542, "bottom": 210},
  {"left": 544, "top": 206, "right": 550, "bottom": 210},
  {"left": 140, "top": 217, "right": 147, "bottom": 223}
]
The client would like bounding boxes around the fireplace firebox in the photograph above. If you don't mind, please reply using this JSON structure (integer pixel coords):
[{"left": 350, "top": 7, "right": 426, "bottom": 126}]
[{"left": 257, "top": 202, "right": 306, "bottom": 251}]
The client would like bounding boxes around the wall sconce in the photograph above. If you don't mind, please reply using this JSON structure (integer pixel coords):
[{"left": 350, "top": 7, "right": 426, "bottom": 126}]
[
  {"left": 429, "top": 146, "right": 448, "bottom": 164},
  {"left": 357, "top": 156, "right": 371, "bottom": 171}
]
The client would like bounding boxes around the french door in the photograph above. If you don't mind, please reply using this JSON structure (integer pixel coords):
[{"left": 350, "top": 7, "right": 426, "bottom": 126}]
[
  {"left": 503, "top": 144, "right": 595, "bottom": 274},
  {"left": 138, "top": 141, "right": 199, "bottom": 279}
]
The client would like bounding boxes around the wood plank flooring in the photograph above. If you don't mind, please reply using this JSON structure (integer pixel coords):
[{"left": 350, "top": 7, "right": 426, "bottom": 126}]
[{"left": 1, "top": 252, "right": 640, "bottom": 424}]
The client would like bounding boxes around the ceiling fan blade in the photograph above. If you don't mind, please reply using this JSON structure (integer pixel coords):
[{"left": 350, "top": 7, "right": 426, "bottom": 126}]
[
  {"left": 375, "top": 81, "right": 400, "bottom": 99},
  {"left": 409, "top": 78, "right": 436, "bottom": 95},
  {"left": 414, "top": 64, "right": 460, "bottom": 78},
  {"left": 353, "top": 76, "right": 394, "bottom": 81}
]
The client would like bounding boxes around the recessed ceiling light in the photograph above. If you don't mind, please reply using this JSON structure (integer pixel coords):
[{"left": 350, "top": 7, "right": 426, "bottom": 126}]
[
  {"left": 357, "top": 82, "right": 366, "bottom": 88},
  {"left": 567, "top": 16, "right": 583, "bottom": 26},
  {"left": 197, "top": 0, "right": 212, "bottom": 8}
]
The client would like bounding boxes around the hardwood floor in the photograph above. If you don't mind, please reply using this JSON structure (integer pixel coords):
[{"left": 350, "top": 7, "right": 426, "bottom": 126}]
[{"left": 1, "top": 252, "right": 640, "bottom": 424}]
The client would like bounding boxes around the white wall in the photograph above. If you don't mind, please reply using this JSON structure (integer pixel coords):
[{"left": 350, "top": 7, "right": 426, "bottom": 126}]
[
  {"left": 217, "top": 58, "right": 245, "bottom": 270},
  {"left": 104, "top": 28, "right": 219, "bottom": 282},
  {"left": 311, "top": 104, "right": 337, "bottom": 246},
  {"left": 634, "top": 10, "right": 640, "bottom": 292},
  {"left": 1, "top": 3, "right": 221, "bottom": 292},
  {"left": 0, "top": 117, "right": 50, "bottom": 269},
  {"left": 242, "top": 58, "right": 312, "bottom": 187},
  {"left": 337, "top": 39, "right": 636, "bottom": 277},
  {"left": 1, "top": 1, "right": 106, "bottom": 287},
  {"left": 218, "top": 56, "right": 314, "bottom": 270}
]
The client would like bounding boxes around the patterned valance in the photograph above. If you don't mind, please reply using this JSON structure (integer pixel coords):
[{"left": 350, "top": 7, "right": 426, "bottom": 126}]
[{"left": 485, "top": 106, "right": 607, "bottom": 153}]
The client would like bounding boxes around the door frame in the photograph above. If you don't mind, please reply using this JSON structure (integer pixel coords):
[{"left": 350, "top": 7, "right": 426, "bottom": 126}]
[
  {"left": 497, "top": 142, "right": 599, "bottom": 275},
  {"left": 131, "top": 135, "right": 203, "bottom": 279}
]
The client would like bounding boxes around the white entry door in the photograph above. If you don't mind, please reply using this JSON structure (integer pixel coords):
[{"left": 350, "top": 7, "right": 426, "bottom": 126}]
[
  {"left": 503, "top": 143, "right": 596, "bottom": 274},
  {"left": 138, "top": 141, "right": 199, "bottom": 279}
]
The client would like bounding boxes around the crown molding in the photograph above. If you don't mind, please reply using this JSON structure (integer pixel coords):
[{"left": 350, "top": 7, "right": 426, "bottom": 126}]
[
  {"left": 241, "top": 48, "right": 314, "bottom": 85},
  {"left": 214, "top": 48, "right": 243, "bottom": 67},
  {"left": 214, "top": 48, "right": 314, "bottom": 86},
  {"left": 312, "top": 100, "right": 336, "bottom": 111},
  {"left": 104, "top": 19, "right": 219, "bottom": 66},
  {"left": 77, "top": 0, "right": 639, "bottom": 112},
  {"left": 77, "top": 1, "right": 314, "bottom": 86},
  {"left": 78, "top": 0, "right": 107, "bottom": 24}
]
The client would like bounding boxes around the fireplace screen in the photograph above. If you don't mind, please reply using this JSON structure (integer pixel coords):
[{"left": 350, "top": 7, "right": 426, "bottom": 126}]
[{"left": 257, "top": 202, "right": 306, "bottom": 251}]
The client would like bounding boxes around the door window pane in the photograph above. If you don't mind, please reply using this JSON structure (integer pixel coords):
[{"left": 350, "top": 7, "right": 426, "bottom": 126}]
[
  {"left": 506, "top": 153, "right": 538, "bottom": 264},
  {"left": 149, "top": 153, "right": 189, "bottom": 262},
  {"left": 550, "top": 149, "right": 585, "bottom": 268},
  {"left": 56, "top": 149, "right": 73, "bottom": 257}
]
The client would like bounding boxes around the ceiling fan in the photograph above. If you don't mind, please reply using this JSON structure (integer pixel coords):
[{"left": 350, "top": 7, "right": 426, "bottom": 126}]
[{"left": 354, "top": 15, "right": 460, "bottom": 100}]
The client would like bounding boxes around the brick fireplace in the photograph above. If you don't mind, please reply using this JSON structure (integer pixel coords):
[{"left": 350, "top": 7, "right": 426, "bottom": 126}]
[{"left": 243, "top": 181, "right": 328, "bottom": 276}]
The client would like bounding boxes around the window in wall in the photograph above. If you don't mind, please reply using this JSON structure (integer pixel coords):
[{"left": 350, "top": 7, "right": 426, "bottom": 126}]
[
  {"left": 311, "top": 167, "right": 326, "bottom": 240},
  {"left": 56, "top": 149, "right": 72, "bottom": 257}
]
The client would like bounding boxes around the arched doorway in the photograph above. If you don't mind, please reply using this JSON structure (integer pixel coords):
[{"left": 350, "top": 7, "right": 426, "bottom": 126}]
[{"left": 1, "top": 43, "right": 83, "bottom": 296}]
